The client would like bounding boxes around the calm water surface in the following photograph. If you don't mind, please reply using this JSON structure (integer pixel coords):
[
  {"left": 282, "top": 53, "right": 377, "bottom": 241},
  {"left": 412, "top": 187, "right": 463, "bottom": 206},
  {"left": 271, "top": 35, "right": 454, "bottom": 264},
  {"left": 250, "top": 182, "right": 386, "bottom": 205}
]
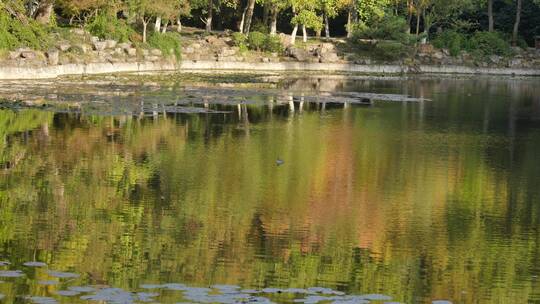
[{"left": 0, "top": 75, "right": 539, "bottom": 304}]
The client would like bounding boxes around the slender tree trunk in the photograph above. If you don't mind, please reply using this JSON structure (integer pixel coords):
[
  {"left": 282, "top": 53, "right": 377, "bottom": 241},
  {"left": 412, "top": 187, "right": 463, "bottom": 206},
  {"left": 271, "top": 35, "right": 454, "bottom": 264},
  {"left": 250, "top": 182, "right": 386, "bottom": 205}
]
[
  {"left": 488, "top": 0, "right": 494, "bottom": 32},
  {"left": 512, "top": 0, "right": 521, "bottom": 46},
  {"left": 291, "top": 24, "right": 298, "bottom": 45},
  {"left": 270, "top": 7, "right": 278, "bottom": 35},
  {"left": 155, "top": 16, "right": 161, "bottom": 32},
  {"left": 262, "top": 3, "right": 269, "bottom": 26},
  {"left": 346, "top": 1, "right": 357, "bottom": 38},
  {"left": 243, "top": 0, "right": 256, "bottom": 34},
  {"left": 142, "top": 20, "right": 148, "bottom": 43},
  {"left": 206, "top": 0, "right": 213, "bottom": 32},
  {"left": 415, "top": 8, "right": 421, "bottom": 37},
  {"left": 177, "top": 19, "right": 182, "bottom": 32},
  {"left": 34, "top": 1, "right": 54, "bottom": 25},
  {"left": 302, "top": 25, "right": 307, "bottom": 42},
  {"left": 161, "top": 21, "right": 168, "bottom": 33},
  {"left": 324, "top": 14, "right": 330, "bottom": 38},
  {"left": 239, "top": 6, "right": 247, "bottom": 33}
]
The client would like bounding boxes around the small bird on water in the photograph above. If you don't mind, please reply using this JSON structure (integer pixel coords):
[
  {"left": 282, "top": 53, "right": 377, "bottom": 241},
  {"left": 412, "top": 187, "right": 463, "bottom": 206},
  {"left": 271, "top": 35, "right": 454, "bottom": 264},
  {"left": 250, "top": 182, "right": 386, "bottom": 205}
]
[{"left": 276, "top": 158, "right": 284, "bottom": 166}]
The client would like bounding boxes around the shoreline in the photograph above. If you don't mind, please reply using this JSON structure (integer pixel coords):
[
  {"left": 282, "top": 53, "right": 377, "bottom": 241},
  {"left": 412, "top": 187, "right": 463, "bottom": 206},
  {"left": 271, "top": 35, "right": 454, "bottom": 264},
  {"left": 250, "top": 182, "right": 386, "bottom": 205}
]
[{"left": 0, "top": 60, "right": 539, "bottom": 80}]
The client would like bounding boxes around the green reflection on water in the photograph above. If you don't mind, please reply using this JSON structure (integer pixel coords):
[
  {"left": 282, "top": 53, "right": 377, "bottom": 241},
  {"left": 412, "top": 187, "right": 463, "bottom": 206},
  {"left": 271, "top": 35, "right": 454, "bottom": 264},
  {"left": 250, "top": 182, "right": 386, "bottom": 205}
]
[{"left": 0, "top": 76, "right": 539, "bottom": 303}]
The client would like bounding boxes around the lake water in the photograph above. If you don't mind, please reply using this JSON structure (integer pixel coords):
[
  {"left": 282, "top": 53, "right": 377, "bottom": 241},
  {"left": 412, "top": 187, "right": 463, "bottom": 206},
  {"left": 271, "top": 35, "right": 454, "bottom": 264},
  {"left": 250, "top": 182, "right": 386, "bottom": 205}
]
[{"left": 0, "top": 74, "right": 539, "bottom": 304}]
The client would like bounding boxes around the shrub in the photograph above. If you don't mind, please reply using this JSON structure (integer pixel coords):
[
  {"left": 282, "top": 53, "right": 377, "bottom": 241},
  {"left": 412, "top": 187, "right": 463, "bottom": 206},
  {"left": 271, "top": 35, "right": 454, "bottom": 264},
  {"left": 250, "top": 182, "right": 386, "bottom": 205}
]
[
  {"left": 352, "top": 15, "right": 411, "bottom": 44},
  {"left": 432, "top": 30, "right": 467, "bottom": 56},
  {"left": 232, "top": 32, "right": 247, "bottom": 47},
  {"left": 468, "top": 31, "right": 511, "bottom": 57},
  {"left": 247, "top": 31, "right": 266, "bottom": 51},
  {"left": 251, "top": 21, "right": 269, "bottom": 34},
  {"left": 86, "top": 13, "right": 134, "bottom": 43},
  {"left": 0, "top": 11, "right": 52, "bottom": 50},
  {"left": 147, "top": 32, "right": 182, "bottom": 59},
  {"left": 375, "top": 41, "right": 407, "bottom": 61},
  {"left": 263, "top": 35, "right": 282, "bottom": 53}
]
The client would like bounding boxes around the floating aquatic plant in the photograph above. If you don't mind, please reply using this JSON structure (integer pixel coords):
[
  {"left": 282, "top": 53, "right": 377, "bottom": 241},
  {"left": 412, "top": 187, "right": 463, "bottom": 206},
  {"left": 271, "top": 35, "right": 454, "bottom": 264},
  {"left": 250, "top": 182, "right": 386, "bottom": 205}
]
[
  {"left": 23, "top": 262, "right": 47, "bottom": 267},
  {"left": 0, "top": 270, "right": 24, "bottom": 277}
]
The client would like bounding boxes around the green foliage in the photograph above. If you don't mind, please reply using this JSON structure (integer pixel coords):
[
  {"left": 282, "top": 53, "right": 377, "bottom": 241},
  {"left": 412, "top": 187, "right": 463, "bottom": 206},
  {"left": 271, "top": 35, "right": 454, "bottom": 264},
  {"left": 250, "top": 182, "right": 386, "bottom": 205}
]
[
  {"left": 232, "top": 32, "right": 248, "bottom": 52},
  {"left": 468, "top": 31, "right": 511, "bottom": 57},
  {"left": 251, "top": 20, "right": 269, "bottom": 34},
  {"left": 86, "top": 13, "right": 135, "bottom": 43},
  {"left": 245, "top": 32, "right": 283, "bottom": 53},
  {"left": 374, "top": 41, "right": 408, "bottom": 61},
  {"left": 432, "top": 30, "right": 467, "bottom": 56},
  {"left": 147, "top": 32, "right": 182, "bottom": 59},
  {"left": 433, "top": 30, "right": 511, "bottom": 57},
  {"left": 352, "top": 15, "right": 411, "bottom": 44},
  {"left": 0, "top": 11, "right": 52, "bottom": 51},
  {"left": 263, "top": 35, "right": 282, "bottom": 53},
  {"left": 292, "top": 10, "right": 323, "bottom": 32},
  {"left": 247, "top": 31, "right": 266, "bottom": 51}
]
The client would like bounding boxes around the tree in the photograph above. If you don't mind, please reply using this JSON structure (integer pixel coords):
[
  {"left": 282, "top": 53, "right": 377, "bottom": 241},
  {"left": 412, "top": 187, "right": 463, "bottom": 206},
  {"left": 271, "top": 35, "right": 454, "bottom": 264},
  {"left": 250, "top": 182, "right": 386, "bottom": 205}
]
[{"left": 511, "top": 0, "right": 521, "bottom": 46}]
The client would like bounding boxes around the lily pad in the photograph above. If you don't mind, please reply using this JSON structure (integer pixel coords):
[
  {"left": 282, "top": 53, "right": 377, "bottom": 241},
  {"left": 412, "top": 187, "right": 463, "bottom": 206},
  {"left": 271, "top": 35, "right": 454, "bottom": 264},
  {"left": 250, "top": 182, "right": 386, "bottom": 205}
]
[
  {"left": 0, "top": 270, "right": 24, "bottom": 278},
  {"left": 137, "top": 292, "right": 159, "bottom": 302},
  {"left": 38, "top": 280, "right": 59, "bottom": 285},
  {"left": 47, "top": 271, "right": 80, "bottom": 278},
  {"left": 68, "top": 286, "right": 96, "bottom": 293},
  {"left": 359, "top": 294, "right": 393, "bottom": 301},
  {"left": 23, "top": 262, "right": 47, "bottom": 267},
  {"left": 140, "top": 284, "right": 164, "bottom": 290},
  {"left": 81, "top": 288, "right": 136, "bottom": 304},
  {"left": 56, "top": 290, "right": 81, "bottom": 296},
  {"left": 28, "top": 296, "right": 58, "bottom": 304}
]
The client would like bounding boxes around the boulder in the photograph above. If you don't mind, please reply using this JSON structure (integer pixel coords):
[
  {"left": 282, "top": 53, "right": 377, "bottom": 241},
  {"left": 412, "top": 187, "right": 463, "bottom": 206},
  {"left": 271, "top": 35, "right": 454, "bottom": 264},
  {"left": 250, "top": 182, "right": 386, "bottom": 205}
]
[
  {"left": 286, "top": 46, "right": 310, "bottom": 62},
  {"left": 144, "top": 55, "right": 160, "bottom": 62},
  {"left": 418, "top": 44, "right": 434, "bottom": 54},
  {"left": 261, "top": 57, "right": 270, "bottom": 63},
  {"left": 70, "top": 28, "right": 86, "bottom": 36},
  {"left": 489, "top": 55, "right": 502, "bottom": 65},
  {"left": 219, "top": 48, "right": 236, "bottom": 57},
  {"left": 320, "top": 52, "right": 340, "bottom": 63},
  {"left": 118, "top": 42, "right": 132, "bottom": 50},
  {"left": 57, "top": 42, "right": 71, "bottom": 51},
  {"left": 46, "top": 49, "right": 59, "bottom": 65},
  {"left": 508, "top": 58, "right": 522, "bottom": 67},
  {"left": 93, "top": 41, "right": 107, "bottom": 51},
  {"left": 150, "top": 49, "right": 162, "bottom": 56},
  {"left": 125, "top": 48, "right": 137, "bottom": 56},
  {"left": 183, "top": 47, "right": 195, "bottom": 54},
  {"left": 105, "top": 40, "right": 117, "bottom": 49},
  {"left": 8, "top": 51, "right": 21, "bottom": 60},
  {"left": 432, "top": 51, "right": 444, "bottom": 60},
  {"left": 20, "top": 50, "right": 37, "bottom": 59}
]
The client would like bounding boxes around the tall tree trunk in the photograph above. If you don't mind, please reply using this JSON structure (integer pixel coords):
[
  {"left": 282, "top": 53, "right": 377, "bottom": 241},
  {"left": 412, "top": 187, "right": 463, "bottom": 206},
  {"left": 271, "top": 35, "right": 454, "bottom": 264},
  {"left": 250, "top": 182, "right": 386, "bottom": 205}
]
[
  {"left": 239, "top": 6, "right": 247, "bottom": 33},
  {"left": 177, "top": 19, "right": 182, "bottom": 32},
  {"left": 406, "top": 0, "right": 413, "bottom": 34},
  {"left": 488, "top": 0, "right": 494, "bottom": 32},
  {"left": 324, "top": 14, "right": 330, "bottom": 38},
  {"left": 161, "top": 21, "right": 168, "bottom": 33},
  {"left": 34, "top": 1, "right": 54, "bottom": 25},
  {"left": 512, "top": 0, "right": 521, "bottom": 46},
  {"left": 262, "top": 3, "right": 269, "bottom": 26},
  {"left": 302, "top": 25, "right": 307, "bottom": 42},
  {"left": 270, "top": 7, "right": 278, "bottom": 35},
  {"left": 290, "top": 24, "right": 298, "bottom": 45},
  {"left": 243, "top": 0, "right": 256, "bottom": 34},
  {"left": 346, "top": 1, "right": 357, "bottom": 38},
  {"left": 206, "top": 0, "right": 213, "bottom": 32},
  {"left": 415, "top": 8, "right": 421, "bottom": 37},
  {"left": 155, "top": 16, "right": 161, "bottom": 32},
  {"left": 142, "top": 20, "right": 148, "bottom": 43}
]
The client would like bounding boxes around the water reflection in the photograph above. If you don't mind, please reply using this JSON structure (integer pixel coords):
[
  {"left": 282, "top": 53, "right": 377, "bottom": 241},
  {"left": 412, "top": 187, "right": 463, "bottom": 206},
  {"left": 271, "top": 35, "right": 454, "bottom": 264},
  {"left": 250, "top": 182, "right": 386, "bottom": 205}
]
[{"left": 0, "top": 75, "right": 539, "bottom": 303}]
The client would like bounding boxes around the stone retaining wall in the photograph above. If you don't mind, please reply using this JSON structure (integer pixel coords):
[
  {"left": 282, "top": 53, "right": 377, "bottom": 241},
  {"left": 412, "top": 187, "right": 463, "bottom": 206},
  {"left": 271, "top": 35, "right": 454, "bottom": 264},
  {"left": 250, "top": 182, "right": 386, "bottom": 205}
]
[{"left": 0, "top": 60, "right": 539, "bottom": 80}]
